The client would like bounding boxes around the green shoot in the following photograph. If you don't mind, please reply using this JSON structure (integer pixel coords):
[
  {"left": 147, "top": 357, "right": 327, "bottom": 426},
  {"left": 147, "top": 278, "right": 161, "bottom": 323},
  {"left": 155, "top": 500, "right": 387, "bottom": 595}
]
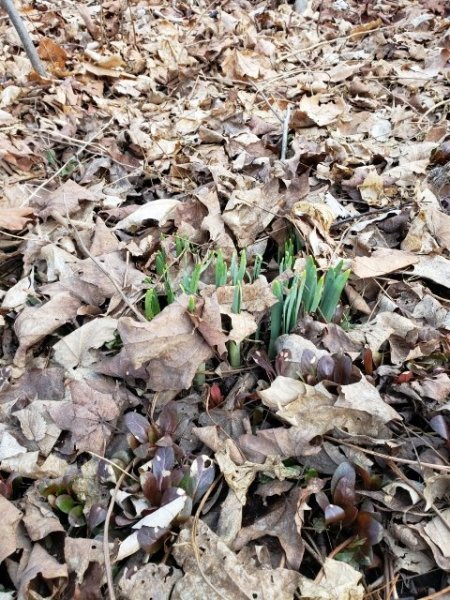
[
  {"left": 175, "top": 235, "right": 190, "bottom": 258},
  {"left": 181, "top": 261, "right": 202, "bottom": 295},
  {"left": 155, "top": 249, "right": 167, "bottom": 277},
  {"left": 319, "top": 262, "right": 350, "bottom": 321},
  {"left": 279, "top": 238, "right": 295, "bottom": 273},
  {"left": 268, "top": 257, "right": 350, "bottom": 358},
  {"left": 144, "top": 288, "right": 161, "bottom": 321},
  {"left": 310, "top": 274, "right": 324, "bottom": 313},
  {"left": 215, "top": 251, "right": 228, "bottom": 287},
  {"left": 302, "top": 256, "right": 317, "bottom": 313},
  {"left": 238, "top": 250, "right": 247, "bottom": 284},
  {"left": 187, "top": 295, "right": 196, "bottom": 313},
  {"left": 228, "top": 341, "right": 241, "bottom": 369},
  {"left": 230, "top": 251, "right": 247, "bottom": 285},
  {"left": 228, "top": 281, "right": 243, "bottom": 368},
  {"left": 282, "top": 273, "right": 306, "bottom": 334},
  {"left": 164, "top": 278, "right": 175, "bottom": 304},
  {"left": 253, "top": 254, "right": 263, "bottom": 281},
  {"left": 231, "top": 281, "right": 242, "bottom": 314},
  {"left": 269, "top": 280, "right": 283, "bottom": 359}
]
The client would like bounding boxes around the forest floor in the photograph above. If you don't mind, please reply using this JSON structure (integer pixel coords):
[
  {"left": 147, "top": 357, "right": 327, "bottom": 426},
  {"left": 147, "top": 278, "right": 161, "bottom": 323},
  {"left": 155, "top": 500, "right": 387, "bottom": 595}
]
[{"left": 0, "top": 0, "right": 450, "bottom": 598}]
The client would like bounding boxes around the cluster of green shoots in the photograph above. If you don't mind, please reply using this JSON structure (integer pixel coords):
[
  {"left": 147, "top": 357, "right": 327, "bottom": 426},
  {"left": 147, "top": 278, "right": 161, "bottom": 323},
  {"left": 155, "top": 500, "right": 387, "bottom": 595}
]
[
  {"left": 144, "top": 234, "right": 350, "bottom": 367},
  {"left": 219, "top": 250, "right": 262, "bottom": 368},
  {"left": 269, "top": 240, "right": 350, "bottom": 357},
  {"left": 144, "top": 236, "right": 262, "bottom": 368}
]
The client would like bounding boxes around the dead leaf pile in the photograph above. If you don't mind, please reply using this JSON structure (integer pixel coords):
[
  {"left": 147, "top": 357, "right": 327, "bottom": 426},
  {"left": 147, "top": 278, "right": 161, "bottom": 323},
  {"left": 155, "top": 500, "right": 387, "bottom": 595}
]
[{"left": 0, "top": 0, "right": 450, "bottom": 598}]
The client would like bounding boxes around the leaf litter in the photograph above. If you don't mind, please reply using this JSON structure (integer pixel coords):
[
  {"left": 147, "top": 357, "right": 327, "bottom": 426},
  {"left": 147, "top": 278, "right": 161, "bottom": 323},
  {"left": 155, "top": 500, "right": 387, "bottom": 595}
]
[{"left": 0, "top": 0, "right": 450, "bottom": 598}]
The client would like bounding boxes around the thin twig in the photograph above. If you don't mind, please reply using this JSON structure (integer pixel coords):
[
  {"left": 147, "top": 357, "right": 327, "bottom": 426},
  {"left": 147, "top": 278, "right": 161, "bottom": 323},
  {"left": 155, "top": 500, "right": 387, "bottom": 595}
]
[
  {"left": 87, "top": 451, "right": 139, "bottom": 483},
  {"left": 418, "top": 98, "right": 450, "bottom": 127},
  {"left": 276, "top": 23, "right": 400, "bottom": 63},
  {"left": 26, "top": 116, "right": 114, "bottom": 204},
  {"left": 252, "top": 84, "right": 284, "bottom": 124},
  {"left": 191, "top": 476, "right": 228, "bottom": 600},
  {"left": 387, "top": 461, "right": 450, "bottom": 534},
  {"left": 327, "top": 438, "right": 450, "bottom": 473},
  {"left": 280, "top": 105, "right": 292, "bottom": 161},
  {"left": 103, "top": 461, "right": 133, "bottom": 600}
]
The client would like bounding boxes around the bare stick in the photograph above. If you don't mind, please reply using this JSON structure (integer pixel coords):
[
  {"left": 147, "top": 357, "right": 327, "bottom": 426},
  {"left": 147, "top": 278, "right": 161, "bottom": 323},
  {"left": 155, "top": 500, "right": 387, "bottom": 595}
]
[
  {"left": 1, "top": 0, "right": 46, "bottom": 77},
  {"left": 103, "top": 461, "right": 133, "bottom": 600},
  {"left": 281, "top": 105, "right": 291, "bottom": 161}
]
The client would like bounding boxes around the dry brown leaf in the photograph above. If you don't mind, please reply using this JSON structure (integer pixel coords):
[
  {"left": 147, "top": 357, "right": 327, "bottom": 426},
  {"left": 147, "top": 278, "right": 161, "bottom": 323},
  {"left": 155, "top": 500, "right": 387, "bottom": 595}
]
[
  {"left": 118, "top": 302, "right": 212, "bottom": 391},
  {"left": 257, "top": 375, "right": 394, "bottom": 440},
  {"left": 299, "top": 94, "right": 347, "bottom": 126},
  {"left": 14, "top": 292, "right": 82, "bottom": 367},
  {"left": 336, "top": 377, "right": 401, "bottom": 424},
  {"left": 215, "top": 443, "right": 296, "bottom": 505},
  {"left": 118, "top": 563, "right": 182, "bottom": 600},
  {"left": 233, "top": 487, "right": 305, "bottom": 569},
  {"left": 0, "top": 206, "right": 34, "bottom": 230},
  {"left": 14, "top": 401, "right": 62, "bottom": 456},
  {"left": 113, "top": 199, "right": 180, "bottom": 231},
  {"left": 16, "top": 543, "right": 68, "bottom": 599},
  {"left": 0, "top": 495, "right": 22, "bottom": 563},
  {"left": 52, "top": 317, "right": 118, "bottom": 370},
  {"left": 172, "top": 518, "right": 301, "bottom": 600},
  {"left": 22, "top": 489, "right": 65, "bottom": 541},
  {"left": 412, "top": 254, "right": 450, "bottom": 289},
  {"left": 351, "top": 249, "right": 419, "bottom": 279},
  {"left": 222, "top": 180, "right": 282, "bottom": 248},
  {"left": 38, "top": 37, "right": 68, "bottom": 68},
  {"left": 31, "top": 179, "right": 99, "bottom": 219},
  {"left": 299, "top": 558, "right": 364, "bottom": 600},
  {"left": 48, "top": 379, "right": 121, "bottom": 454},
  {"left": 221, "top": 48, "right": 263, "bottom": 80},
  {"left": 65, "top": 538, "right": 105, "bottom": 587}
]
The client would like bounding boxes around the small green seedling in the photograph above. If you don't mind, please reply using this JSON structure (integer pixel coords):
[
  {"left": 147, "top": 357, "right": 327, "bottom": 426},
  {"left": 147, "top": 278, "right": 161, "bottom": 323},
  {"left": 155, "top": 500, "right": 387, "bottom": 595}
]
[
  {"left": 269, "top": 255, "right": 350, "bottom": 358},
  {"left": 228, "top": 282, "right": 243, "bottom": 368},
  {"left": 144, "top": 288, "right": 161, "bottom": 321}
]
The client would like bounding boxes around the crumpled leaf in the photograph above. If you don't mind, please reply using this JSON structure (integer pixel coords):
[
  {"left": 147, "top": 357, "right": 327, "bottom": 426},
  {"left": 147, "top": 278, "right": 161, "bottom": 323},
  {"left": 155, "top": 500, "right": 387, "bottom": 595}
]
[
  {"left": 14, "top": 292, "right": 82, "bottom": 367},
  {"left": 52, "top": 316, "right": 118, "bottom": 370},
  {"left": 118, "top": 563, "right": 182, "bottom": 600},
  {"left": 117, "top": 302, "right": 212, "bottom": 391},
  {"left": 257, "top": 375, "right": 395, "bottom": 441},
  {"left": 48, "top": 379, "right": 121, "bottom": 454},
  {"left": 113, "top": 199, "right": 180, "bottom": 231},
  {"left": 222, "top": 180, "right": 282, "bottom": 248},
  {"left": 215, "top": 442, "right": 296, "bottom": 505},
  {"left": 0, "top": 206, "right": 34, "bottom": 230},
  {"left": 412, "top": 254, "right": 450, "bottom": 289},
  {"left": 0, "top": 495, "right": 22, "bottom": 563},
  {"left": 16, "top": 543, "right": 68, "bottom": 599},
  {"left": 233, "top": 487, "right": 304, "bottom": 569},
  {"left": 31, "top": 179, "right": 99, "bottom": 219},
  {"left": 299, "top": 558, "right": 364, "bottom": 600},
  {"left": 299, "top": 94, "right": 347, "bottom": 126},
  {"left": 172, "top": 518, "right": 301, "bottom": 600}
]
